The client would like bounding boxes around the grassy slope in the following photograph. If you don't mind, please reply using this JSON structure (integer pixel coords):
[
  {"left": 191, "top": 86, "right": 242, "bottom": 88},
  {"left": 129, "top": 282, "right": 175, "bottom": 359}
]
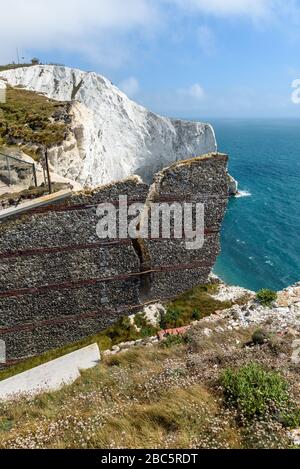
[
  {"left": 0, "top": 64, "right": 35, "bottom": 72},
  {"left": 0, "top": 345, "right": 242, "bottom": 449},
  {"left": 0, "top": 327, "right": 295, "bottom": 449},
  {"left": 168, "top": 283, "right": 232, "bottom": 318},
  {"left": 0, "top": 282, "right": 297, "bottom": 449},
  {"left": 0, "top": 86, "right": 69, "bottom": 154}
]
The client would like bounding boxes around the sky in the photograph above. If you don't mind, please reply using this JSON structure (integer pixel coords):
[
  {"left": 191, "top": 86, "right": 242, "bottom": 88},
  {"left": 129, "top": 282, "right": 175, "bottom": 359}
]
[{"left": 1, "top": 0, "right": 300, "bottom": 118}]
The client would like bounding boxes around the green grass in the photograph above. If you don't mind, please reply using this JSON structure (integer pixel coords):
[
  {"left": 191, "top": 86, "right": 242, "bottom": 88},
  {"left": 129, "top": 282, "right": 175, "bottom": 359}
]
[
  {"left": 0, "top": 318, "right": 296, "bottom": 448},
  {"left": 134, "top": 313, "right": 159, "bottom": 337},
  {"left": 165, "top": 283, "right": 233, "bottom": 326},
  {"left": 256, "top": 289, "right": 277, "bottom": 307},
  {"left": 0, "top": 86, "right": 69, "bottom": 154},
  {"left": 0, "top": 346, "right": 241, "bottom": 449},
  {"left": 0, "top": 64, "right": 35, "bottom": 72},
  {"left": 221, "top": 363, "right": 295, "bottom": 422}
]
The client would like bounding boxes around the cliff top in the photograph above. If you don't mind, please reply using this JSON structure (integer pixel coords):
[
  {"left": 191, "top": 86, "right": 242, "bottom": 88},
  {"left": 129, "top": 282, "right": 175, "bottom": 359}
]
[
  {"left": 0, "top": 65, "right": 217, "bottom": 187},
  {"left": 0, "top": 85, "right": 70, "bottom": 153}
]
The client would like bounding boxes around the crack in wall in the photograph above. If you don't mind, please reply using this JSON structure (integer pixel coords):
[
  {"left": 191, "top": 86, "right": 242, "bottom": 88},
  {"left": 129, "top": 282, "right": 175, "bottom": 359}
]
[
  {"left": 130, "top": 170, "right": 167, "bottom": 303},
  {"left": 131, "top": 238, "right": 152, "bottom": 303}
]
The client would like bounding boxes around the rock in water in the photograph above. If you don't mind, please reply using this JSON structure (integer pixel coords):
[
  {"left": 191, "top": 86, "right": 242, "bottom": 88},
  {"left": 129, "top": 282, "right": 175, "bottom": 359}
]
[
  {"left": 0, "top": 65, "right": 217, "bottom": 187},
  {"left": 227, "top": 174, "right": 239, "bottom": 196}
]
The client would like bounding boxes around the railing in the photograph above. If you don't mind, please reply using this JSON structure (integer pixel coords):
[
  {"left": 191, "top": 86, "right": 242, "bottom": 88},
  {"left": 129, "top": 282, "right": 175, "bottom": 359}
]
[{"left": 0, "top": 151, "right": 37, "bottom": 189}]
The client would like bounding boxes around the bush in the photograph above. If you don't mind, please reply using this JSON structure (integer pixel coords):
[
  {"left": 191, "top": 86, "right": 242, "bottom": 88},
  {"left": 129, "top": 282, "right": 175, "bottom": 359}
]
[
  {"left": 134, "top": 313, "right": 158, "bottom": 338},
  {"left": 192, "top": 309, "right": 201, "bottom": 321},
  {"left": 161, "top": 334, "right": 186, "bottom": 348},
  {"left": 252, "top": 329, "right": 269, "bottom": 345},
  {"left": 256, "top": 289, "right": 277, "bottom": 307},
  {"left": 160, "top": 307, "right": 183, "bottom": 329},
  {"left": 106, "top": 316, "right": 139, "bottom": 344},
  {"left": 140, "top": 326, "right": 158, "bottom": 338},
  {"left": 221, "top": 363, "right": 289, "bottom": 420},
  {"left": 134, "top": 313, "right": 147, "bottom": 329},
  {"left": 279, "top": 407, "right": 300, "bottom": 428}
]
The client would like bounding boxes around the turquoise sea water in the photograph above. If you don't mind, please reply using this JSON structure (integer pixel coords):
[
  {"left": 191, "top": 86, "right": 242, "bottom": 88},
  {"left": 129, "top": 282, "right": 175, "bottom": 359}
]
[{"left": 206, "top": 119, "right": 300, "bottom": 292}]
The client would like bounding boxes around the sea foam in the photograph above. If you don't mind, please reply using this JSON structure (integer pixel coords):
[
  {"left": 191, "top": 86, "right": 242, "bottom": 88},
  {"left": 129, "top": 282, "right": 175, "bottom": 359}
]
[{"left": 235, "top": 190, "right": 252, "bottom": 198}]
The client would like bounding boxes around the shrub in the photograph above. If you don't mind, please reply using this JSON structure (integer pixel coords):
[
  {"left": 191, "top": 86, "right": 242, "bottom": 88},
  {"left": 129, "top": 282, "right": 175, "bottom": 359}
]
[
  {"left": 161, "top": 334, "right": 186, "bottom": 348},
  {"left": 256, "top": 289, "right": 277, "bottom": 307},
  {"left": 0, "top": 419, "right": 13, "bottom": 432},
  {"left": 160, "top": 307, "right": 183, "bottom": 329},
  {"left": 140, "top": 326, "right": 158, "bottom": 338},
  {"left": 134, "top": 313, "right": 147, "bottom": 329},
  {"left": 106, "top": 316, "right": 139, "bottom": 344},
  {"left": 221, "top": 363, "right": 289, "bottom": 420},
  {"left": 279, "top": 407, "right": 300, "bottom": 428},
  {"left": 252, "top": 329, "right": 269, "bottom": 345},
  {"left": 134, "top": 313, "right": 158, "bottom": 337},
  {"left": 192, "top": 309, "right": 201, "bottom": 321}
]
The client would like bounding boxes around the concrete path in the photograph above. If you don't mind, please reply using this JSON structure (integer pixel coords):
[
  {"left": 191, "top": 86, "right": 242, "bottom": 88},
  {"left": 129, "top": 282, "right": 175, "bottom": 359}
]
[{"left": 0, "top": 344, "right": 100, "bottom": 401}]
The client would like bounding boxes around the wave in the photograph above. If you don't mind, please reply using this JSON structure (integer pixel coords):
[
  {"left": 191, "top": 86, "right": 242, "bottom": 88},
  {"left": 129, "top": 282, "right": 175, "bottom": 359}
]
[{"left": 235, "top": 190, "right": 252, "bottom": 198}]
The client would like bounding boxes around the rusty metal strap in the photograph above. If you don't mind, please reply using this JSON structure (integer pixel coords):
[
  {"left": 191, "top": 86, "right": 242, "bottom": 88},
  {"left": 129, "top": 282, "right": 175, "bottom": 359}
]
[
  {"left": 15, "top": 194, "right": 228, "bottom": 216},
  {"left": 0, "top": 261, "right": 211, "bottom": 298},
  {"left": 0, "top": 295, "right": 182, "bottom": 337},
  {"left": 0, "top": 230, "right": 219, "bottom": 260},
  {"left": 0, "top": 239, "right": 132, "bottom": 260}
]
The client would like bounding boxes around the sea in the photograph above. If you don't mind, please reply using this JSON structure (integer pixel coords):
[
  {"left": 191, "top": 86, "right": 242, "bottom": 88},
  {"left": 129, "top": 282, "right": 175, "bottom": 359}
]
[{"left": 200, "top": 119, "right": 300, "bottom": 292}]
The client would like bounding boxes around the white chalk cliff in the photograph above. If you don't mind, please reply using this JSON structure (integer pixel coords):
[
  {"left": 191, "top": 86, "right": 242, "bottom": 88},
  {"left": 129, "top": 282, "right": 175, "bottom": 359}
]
[{"left": 0, "top": 66, "right": 217, "bottom": 187}]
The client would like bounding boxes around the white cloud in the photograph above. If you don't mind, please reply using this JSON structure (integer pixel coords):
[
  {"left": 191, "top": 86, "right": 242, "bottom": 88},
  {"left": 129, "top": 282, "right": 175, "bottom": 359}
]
[
  {"left": 0, "top": 0, "right": 158, "bottom": 67},
  {"left": 197, "top": 25, "right": 216, "bottom": 55},
  {"left": 118, "top": 77, "right": 140, "bottom": 98},
  {"left": 0, "top": 0, "right": 299, "bottom": 69},
  {"left": 178, "top": 83, "right": 205, "bottom": 100},
  {"left": 291, "top": 79, "right": 300, "bottom": 104}
]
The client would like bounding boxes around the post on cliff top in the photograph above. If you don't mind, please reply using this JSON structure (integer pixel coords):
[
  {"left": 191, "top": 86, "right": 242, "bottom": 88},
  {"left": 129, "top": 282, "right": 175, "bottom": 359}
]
[{"left": 43, "top": 147, "right": 52, "bottom": 194}]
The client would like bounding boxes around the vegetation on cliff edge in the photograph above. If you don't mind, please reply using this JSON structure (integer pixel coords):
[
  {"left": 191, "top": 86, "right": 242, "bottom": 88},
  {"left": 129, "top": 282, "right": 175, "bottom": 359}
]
[{"left": 0, "top": 86, "right": 70, "bottom": 156}]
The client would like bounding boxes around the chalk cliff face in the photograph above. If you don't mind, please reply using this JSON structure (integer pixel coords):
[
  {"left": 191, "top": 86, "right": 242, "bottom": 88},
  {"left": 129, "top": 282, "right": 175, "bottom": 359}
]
[{"left": 0, "top": 66, "right": 217, "bottom": 187}]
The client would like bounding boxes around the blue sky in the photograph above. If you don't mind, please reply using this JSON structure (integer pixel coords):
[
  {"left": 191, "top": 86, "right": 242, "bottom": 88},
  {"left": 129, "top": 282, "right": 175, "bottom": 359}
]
[{"left": 1, "top": 0, "right": 300, "bottom": 117}]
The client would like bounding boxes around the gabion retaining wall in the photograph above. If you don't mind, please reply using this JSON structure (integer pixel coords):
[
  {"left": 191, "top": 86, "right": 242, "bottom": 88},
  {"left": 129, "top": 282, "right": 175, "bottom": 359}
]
[{"left": 0, "top": 153, "right": 229, "bottom": 365}]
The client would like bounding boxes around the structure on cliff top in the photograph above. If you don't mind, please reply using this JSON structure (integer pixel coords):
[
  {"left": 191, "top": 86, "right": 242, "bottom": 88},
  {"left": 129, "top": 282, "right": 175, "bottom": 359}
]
[{"left": 0, "top": 152, "right": 229, "bottom": 366}]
